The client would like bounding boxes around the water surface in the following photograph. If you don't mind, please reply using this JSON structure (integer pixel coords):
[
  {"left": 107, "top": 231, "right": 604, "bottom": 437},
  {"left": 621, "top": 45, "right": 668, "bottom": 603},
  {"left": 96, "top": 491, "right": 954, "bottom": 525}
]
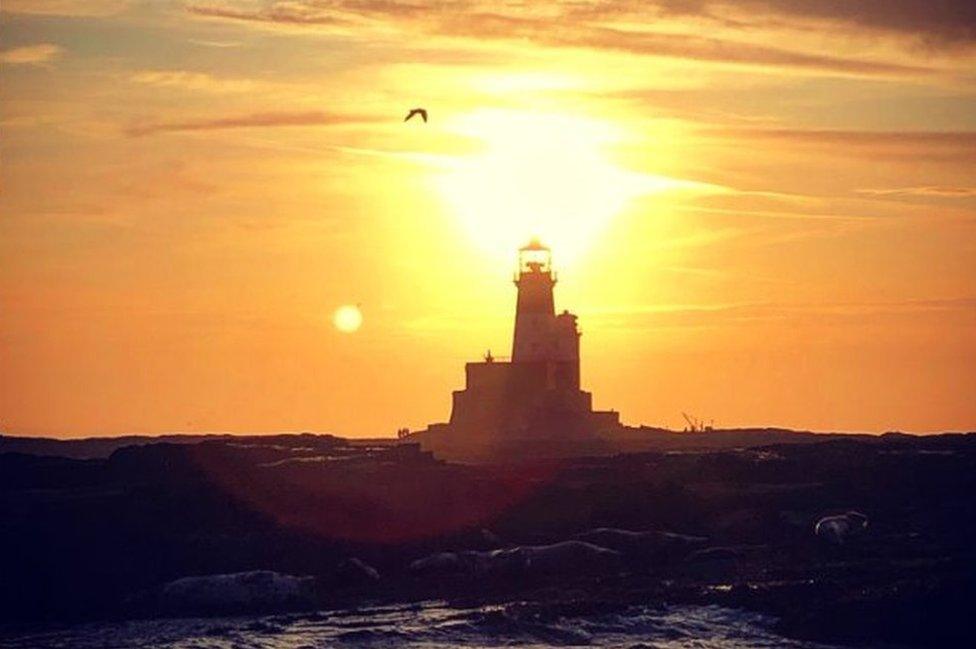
[{"left": 1, "top": 601, "right": 846, "bottom": 648}]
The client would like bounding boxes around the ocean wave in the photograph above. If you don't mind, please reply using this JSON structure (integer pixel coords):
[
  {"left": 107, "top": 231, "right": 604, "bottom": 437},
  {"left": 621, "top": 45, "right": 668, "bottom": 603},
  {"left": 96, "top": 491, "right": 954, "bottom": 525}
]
[{"left": 0, "top": 601, "right": 844, "bottom": 648}]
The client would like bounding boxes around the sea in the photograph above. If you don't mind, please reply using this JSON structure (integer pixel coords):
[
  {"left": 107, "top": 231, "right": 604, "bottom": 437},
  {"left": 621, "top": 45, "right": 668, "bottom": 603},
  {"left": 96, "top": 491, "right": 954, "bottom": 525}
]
[{"left": 0, "top": 601, "right": 847, "bottom": 648}]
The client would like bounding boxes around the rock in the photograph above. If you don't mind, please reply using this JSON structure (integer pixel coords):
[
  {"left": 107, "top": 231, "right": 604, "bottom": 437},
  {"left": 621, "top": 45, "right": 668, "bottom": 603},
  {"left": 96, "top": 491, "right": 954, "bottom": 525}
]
[
  {"left": 573, "top": 528, "right": 708, "bottom": 559},
  {"left": 409, "top": 541, "right": 622, "bottom": 579},
  {"left": 335, "top": 558, "right": 380, "bottom": 585},
  {"left": 409, "top": 551, "right": 480, "bottom": 576},
  {"left": 815, "top": 511, "right": 869, "bottom": 544},
  {"left": 516, "top": 541, "right": 623, "bottom": 575},
  {"left": 158, "top": 570, "right": 316, "bottom": 615},
  {"left": 685, "top": 546, "right": 742, "bottom": 564}
]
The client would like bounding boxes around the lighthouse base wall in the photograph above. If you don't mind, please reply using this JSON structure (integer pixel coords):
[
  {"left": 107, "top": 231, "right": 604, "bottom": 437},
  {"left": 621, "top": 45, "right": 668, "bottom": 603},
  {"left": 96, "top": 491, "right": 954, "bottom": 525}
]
[{"left": 447, "top": 360, "right": 618, "bottom": 438}]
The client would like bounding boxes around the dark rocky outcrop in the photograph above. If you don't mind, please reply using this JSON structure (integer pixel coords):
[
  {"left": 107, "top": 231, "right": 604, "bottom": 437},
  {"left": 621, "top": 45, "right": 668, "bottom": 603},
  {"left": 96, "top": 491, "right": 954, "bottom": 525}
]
[{"left": 2, "top": 431, "right": 974, "bottom": 647}]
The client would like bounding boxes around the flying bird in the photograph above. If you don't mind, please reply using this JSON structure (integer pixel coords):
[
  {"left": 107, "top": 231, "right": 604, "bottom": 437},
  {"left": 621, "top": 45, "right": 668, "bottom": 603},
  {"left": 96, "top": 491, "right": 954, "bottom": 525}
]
[{"left": 404, "top": 108, "right": 428, "bottom": 123}]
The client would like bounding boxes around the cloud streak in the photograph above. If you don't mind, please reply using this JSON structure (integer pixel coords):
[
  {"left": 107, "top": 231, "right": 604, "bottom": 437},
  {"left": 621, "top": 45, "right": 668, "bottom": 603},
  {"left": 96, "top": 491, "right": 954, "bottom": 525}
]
[
  {"left": 586, "top": 296, "right": 976, "bottom": 330},
  {"left": 184, "top": 1, "right": 966, "bottom": 77},
  {"left": 569, "top": 1, "right": 976, "bottom": 48},
  {"left": 125, "top": 111, "right": 380, "bottom": 137},
  {"left": 2, "top": 0, "right": 129, "bottom": 16},
  {"left": 702, "top": 127, "right": 976, "bottom": 162},
  {"left": 706, "top": 127, "right": 976, "bottom": 145},
  {"left": 718, "top": 1, "right": 976, "bottom": 47},
  {"left": 434, "top": 12, "right": 933, "bottom": 77},
  {"left": 0, "top": 43, "right": 63, "bottom": 65},
  {"left": 857, "top": 186, "right": 976, "bottom": 198},
  {"left": 130, "top": 70, "right": 262, "bottom": 93},
  {"left": 185, "top": 1, "right": 976, "bottom": 46},
  {"left": 186, "top": 2, "right": 349, "bottom": 28}
]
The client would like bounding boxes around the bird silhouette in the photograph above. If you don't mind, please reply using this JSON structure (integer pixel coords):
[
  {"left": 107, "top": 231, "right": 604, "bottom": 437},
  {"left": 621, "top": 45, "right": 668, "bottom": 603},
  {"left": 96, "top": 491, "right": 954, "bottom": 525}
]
[{"left": 404, "top": 108, "right": 428, "bottom": 123}]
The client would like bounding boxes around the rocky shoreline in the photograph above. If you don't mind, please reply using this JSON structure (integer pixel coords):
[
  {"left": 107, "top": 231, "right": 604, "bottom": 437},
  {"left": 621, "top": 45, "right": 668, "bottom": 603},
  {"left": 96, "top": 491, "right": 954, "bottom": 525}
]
[{"left": 2, "top": 431, "right": 974, "bottom": 646}]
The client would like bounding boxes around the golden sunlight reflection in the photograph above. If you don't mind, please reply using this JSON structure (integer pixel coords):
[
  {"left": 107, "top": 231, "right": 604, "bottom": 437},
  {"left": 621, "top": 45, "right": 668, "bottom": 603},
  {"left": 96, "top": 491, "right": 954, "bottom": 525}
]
[{"left": 435, "top": 110, "right": 709, "bottom": 266}]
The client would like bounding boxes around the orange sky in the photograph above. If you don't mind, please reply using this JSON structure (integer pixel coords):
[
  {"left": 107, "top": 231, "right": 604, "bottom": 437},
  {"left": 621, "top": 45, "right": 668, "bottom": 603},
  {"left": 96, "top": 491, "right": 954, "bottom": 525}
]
[{"left": 1, "top": 1, "right": 975, "bottom": 437}]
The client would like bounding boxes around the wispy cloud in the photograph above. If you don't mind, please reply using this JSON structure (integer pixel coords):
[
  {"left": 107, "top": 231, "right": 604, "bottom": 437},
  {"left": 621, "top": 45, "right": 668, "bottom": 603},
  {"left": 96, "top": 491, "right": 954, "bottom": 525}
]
[
  {"left": 568, "top": 1, "right": 976, "bottom": 48},
  {"left": 183, "top": 1, "right": 967, "bottom": 78},
  {"left": 702, "top": 127, "right": 976, "bottom": 162},
  {"left": 184, "top": 1, "right": 976, "bottom": 48},
  {"left": 130, "top": 70, "right": 262, "bottom": 93},
  {"left": 186, "top": 2, "right": 350, "bottom": 28},
  {"left": 2, "top": 0, "right": 129, "bottom": 16},
  {"left": 705, "top": 127, "right": 976, "bottom": 144},
  {"left": 436, "top": 13, "right": 933, "bottom": 77},
  {"left": 187, "top": 39, "right": 243, "bottom": 48},
  {"left": 0, "top": 43, "right": 63, "bottom": 65},
  {"left": 585, "top": 296, "right": 976, "bottom": 331},
  {"left": 857, "top": 186, "right": 976, "bottom": 198},
  {"left": 125, "top": 111, "right": 380, "bottom": 137},
  {"left": 680, "top": 204, "right": 875, "bottom": 222}
]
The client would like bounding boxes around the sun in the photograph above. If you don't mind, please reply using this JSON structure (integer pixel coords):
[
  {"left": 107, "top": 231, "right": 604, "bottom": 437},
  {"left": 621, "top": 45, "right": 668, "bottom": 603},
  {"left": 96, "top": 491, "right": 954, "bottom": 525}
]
[
  {"left": 333, "top": 305, "right": 363, "bottom": 333},
  {"left": 434, "top": 109, "right": 693, "bottom": 267}
]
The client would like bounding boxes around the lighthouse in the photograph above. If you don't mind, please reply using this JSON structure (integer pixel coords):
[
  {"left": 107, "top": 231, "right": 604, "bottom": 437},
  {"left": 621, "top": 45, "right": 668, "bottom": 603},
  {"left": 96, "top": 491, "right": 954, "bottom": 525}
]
[
  {"left": 511, "top": 240, "right": 581, "bottom": 391},
  {"left": 512, "top": 239, "right": 557, "bottom": 362},
  {"left": 439, "top": 240, "right": 618, "bottom": 443}
]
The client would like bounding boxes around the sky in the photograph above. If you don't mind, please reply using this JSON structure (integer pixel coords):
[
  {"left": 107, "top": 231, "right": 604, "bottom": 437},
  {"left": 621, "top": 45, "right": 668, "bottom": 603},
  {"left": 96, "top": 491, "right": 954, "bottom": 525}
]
[{"left": 1, "top": 0, "right": 975, "bottom": 438}]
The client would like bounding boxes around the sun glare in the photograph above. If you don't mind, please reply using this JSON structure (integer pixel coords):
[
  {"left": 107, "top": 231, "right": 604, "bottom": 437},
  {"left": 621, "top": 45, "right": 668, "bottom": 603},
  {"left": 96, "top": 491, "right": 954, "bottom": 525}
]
[{"left": 435, "top": 110, "right": 693, "bottom": 267}]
